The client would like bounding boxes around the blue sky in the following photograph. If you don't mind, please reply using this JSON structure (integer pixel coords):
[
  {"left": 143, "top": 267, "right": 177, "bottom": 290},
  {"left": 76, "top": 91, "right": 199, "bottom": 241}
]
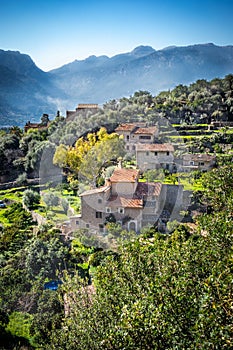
[{"left": 0, "top": 0, "right": 233, "bottom": 71}]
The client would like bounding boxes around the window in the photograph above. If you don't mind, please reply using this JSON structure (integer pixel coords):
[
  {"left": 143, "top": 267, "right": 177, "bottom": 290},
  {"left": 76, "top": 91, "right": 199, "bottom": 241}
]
[
  {"left": 132, "top": 145, "right": 135, "bottom": 150},
  {"left": 86, "top": 223, "right": 89, "bottom": 228},
  {"left": 96, "top": 211, "right": 103, "bottom": 219},
  {"left": 166, "top": 151, "right": 169, "bottom": 156},
  {"left": 146, "top": 151, "right": 149, "bottom": 156},
  {"left": 199, "top": 162, "right": 204, "bottom": 166},
  {"left": 106, "top": 207, "right": 111, "bottom": 213},
  {"left": 154, "top": 151, "right": 158, "bottom": 156},
  {"left": 127, "top": 135, "right": 129, "bottom": 141},
  {"left": 118, "top": 208, "right": 125, "bottom": 214},
  {"left": 139, "top": 135, "right": 151, "bottom": 140},
  {"left": 76, "top": 220, "right": 79, "bottom": 225},
  {"left": 98, "top": 198, "right": 102, "bottom": 204},
  {"left": 99, "top": 224, "right": 104, "bottom": 233},
  {"left": 190, "top": 161, "right": 194, "bottom": 165}
]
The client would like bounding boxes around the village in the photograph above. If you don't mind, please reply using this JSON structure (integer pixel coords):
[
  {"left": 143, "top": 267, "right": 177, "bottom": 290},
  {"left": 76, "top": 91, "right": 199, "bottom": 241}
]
[
  {"left": 57, "top": 106, "right": 218, "bottom": 236},
  {"left": 2, "top": 102, "right": 228, "bottom": 238}
]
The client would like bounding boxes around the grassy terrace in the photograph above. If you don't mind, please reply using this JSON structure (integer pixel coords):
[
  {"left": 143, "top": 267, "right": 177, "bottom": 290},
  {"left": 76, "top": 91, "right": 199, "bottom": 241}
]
[
  {"left": 140, "top": 172, "right": 203, "bottom": 191},
  {"left": 0, "top": 185, "right": 81, "bottom": 226},
  {"left": 34, "top": 188, "right": 81, "bottom": 224}
]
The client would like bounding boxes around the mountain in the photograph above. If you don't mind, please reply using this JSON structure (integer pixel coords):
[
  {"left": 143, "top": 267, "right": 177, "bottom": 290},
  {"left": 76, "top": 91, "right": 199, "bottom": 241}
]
[
  {"left": 50, "top": 43, "right": 233, "bottom": 105},
  {"left": 0, "top": 44, "right": 233, "bottom": 127},
  {"left": 0, "top": 50, "right": 67, "bottom": 127}
]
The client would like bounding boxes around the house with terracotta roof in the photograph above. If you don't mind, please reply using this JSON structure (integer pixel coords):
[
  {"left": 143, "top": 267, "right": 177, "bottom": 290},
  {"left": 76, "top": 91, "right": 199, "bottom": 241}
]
[
  {"left": 115, "top": 123, "right": 159, "bottom": 154},
  {"left": 136, "top": 143, "right": 175, "bottom": 172},
  {"left": 69, "top": 167, "right": 183, "bottom": 233},
  {"left": 179, "top": 153, "right": 216, "bottom": 171}
]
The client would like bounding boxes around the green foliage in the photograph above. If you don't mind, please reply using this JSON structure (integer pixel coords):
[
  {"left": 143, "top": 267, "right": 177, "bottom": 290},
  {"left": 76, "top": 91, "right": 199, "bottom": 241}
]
[
  {"left": 60, "top": 197, "right": 69, "bottom": 214},
  {"left": 6, "top": 312, "right": 33, "bottom": 344},
  {"left": 30, "top": 290, "right": 63, "bottom": 346},
  {"left": 143, "top": 168, "right": 164, "bottom": 182},
  {"left": 200, "top": 164, "right": 233, "bottom": 211},
  {"left": 15, "top": 172, "right": 28, "bottom": 186},
  {"left": 23, "top": 189, "right": 40, "bottom": 210},
  {"left": 43, "top": 192, "right": 60, "bottom": 209},
  {"left": 46, "top": 214, "right": 233, "bottom": 349}
]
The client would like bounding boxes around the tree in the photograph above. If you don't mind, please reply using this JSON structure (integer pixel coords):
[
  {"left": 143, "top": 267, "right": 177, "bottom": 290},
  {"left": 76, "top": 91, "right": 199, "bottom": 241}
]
[
  {"left": 200, "top": 164, "right": 233, "bottom": 212},
  {"left": 53, "top": 144, "right": 68, "bottom": 168},
  {"left": 15, "top": 172, "right": 28, "bottom": 186},
  {"left": 22, "top": 189, "right": 40, "bottom": 210},
  {"left": 61, "top": 128, "right": 125, "bottom": 187},
  {"left": 47, "top": 215, "right": 233, "bottom": 349},
  {"left": 61, "top": 198, "right": 69, "bottom": 214},
  {"left": 41, "top": 114, "right": 50, "bottom": 126},
  {"left": 43, "top": 192, "right": 59, "bottom": 210}
]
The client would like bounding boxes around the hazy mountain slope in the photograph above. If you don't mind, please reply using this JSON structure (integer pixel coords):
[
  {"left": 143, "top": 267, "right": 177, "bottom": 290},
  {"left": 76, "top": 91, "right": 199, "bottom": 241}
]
[
  {"left": 0, "top": 44, "right": 233, "bottom": 127},
  {"left": 50, "top": 43, "right": 233, "bottom": 104},
  {"left": 0, "top": 50, "right": 67, "bottom": 126}
]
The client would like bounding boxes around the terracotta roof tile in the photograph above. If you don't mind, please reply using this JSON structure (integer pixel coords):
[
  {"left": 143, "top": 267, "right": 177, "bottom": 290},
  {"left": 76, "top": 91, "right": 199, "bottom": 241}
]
[
  {"left": 115, "top": 123, "right": 146, "bottom": 132},
  {"left": 108, "top": 195, "right": 143, "bottom": 208},
  {"left": 110, "top": 168, "right": 139, "bottom": 182},
  {"left": 136, "top": 143, "right": 174, "bottom": 152},
  {"left": 115, "top": 123, "right": 138, "bottom": 132},
  {"left": 133, "top": 126, "right": 158, "bottom": 135}
]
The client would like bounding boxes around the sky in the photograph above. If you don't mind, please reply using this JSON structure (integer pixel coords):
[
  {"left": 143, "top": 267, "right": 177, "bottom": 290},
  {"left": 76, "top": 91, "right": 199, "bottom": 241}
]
[{"left": 0, "top": 0, "right": 233, "bottom": 71}]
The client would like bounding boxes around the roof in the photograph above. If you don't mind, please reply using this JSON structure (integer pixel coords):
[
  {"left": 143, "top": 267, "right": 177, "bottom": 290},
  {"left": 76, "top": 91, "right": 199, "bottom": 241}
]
[
  {"left": 77, "top": 104, "right": 98, "bottom": 109},
  {"left": 115, "top": 123, "right": 139, "bottom": 132},
  {"left": 115, "top": 123, "right": 147, "bottom": 132},
  {"left": 107, "top": 182, "right": 162, "bottom": 208},
  {"left": 136, "top": 143, "right": 174, "bottom": 152},
  {"left": 108, "top": 196, "right": 143, "bottom": 208},
  {"left": 133, "top": 126, "right": 158, "bottom": 135},
  {"left": 110, "top": 168, "right": 139, "bottom": 183},
  {"left": 183, "top": 153, "right": 216, "bottom": 162},
  {"left": 80, "top": 185, "right": 110, "bottom": 196},
  {"left": 135, "top": 182, "right": 162, "bottom": 197}
]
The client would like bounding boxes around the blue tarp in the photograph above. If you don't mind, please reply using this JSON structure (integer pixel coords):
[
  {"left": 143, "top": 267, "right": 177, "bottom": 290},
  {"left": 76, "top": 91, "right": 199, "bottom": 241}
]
[{"left": 44, "top": 280, "right": 62, "bottom": 291}]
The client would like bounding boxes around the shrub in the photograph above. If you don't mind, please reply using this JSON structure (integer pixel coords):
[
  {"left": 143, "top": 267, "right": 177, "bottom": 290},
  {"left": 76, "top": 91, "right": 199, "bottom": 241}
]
[{"left": 23, "top": 189, "right": 40, "bottom": 210}]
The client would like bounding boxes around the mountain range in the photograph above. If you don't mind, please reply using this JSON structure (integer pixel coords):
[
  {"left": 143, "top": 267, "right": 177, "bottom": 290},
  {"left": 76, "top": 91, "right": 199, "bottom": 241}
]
[{"left": 0, "top": 43, "right": 233, "bottom": 127}]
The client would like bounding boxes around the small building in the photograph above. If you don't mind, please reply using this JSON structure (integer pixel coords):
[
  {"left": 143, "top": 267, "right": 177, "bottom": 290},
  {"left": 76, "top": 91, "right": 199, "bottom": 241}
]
[
  {"left": 136, "top": 143, "right": 175, "bottom": 172},
  {"left": 24, "top": 114, "right": 50, "bottom": 132},
  {"left": 24, "top": 121, "right": 49, "bottom": 133},
  {"left": 66, "top": 104, "right": 98, "bottom": 121},
  {"left": 115, "top": 123, "right": 159, "bottom": 154},
  {"left": 180, "top": 153, "right": 216, "bottom": 171}
]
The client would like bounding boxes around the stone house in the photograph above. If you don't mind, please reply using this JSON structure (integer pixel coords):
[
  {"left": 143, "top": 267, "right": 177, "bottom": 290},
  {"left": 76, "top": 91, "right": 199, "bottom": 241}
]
[
  {"left": 66, "top": 104, "right": 98, "bottom": 122},
  {"left": 115, "top": 123, "right": 159, "bottom": 154},
  {"left": 69, "top": 167, "right": 183, "bottom": 233},
  {"left": 136, "top": 143, "right": 175, "bottom": 172},
  {"left": 180, "top": 153, "right": 216, "bottom": 171}
]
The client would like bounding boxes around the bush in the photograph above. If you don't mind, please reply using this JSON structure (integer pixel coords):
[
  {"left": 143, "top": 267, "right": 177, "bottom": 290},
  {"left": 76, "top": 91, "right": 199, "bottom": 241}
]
[
  {"left": 15, "top": 173, "right": 28, "bottom": 186},
  {"left": 23, "top": 189, "right": 40, "bottom": 210}
]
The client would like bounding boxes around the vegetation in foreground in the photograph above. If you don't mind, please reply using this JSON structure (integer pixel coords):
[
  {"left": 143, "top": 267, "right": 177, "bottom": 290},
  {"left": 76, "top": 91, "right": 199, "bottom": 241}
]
[{"left": 0, "top": 165, "right": 232, "bottom": 349}]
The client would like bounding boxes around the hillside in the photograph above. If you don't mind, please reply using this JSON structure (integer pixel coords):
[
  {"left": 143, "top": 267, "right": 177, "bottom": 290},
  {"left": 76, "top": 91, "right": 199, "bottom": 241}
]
[
  {"left": 0, "top": 43, "right": 233, "bottom": 127},
  {"left": 0, "top": 50, "right": 66, "bottom": 127}
]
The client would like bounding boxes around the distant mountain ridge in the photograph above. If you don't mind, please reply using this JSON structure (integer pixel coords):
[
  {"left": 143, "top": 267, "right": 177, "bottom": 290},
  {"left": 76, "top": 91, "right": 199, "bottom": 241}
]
[{"left": 0, "top": 43, "right": 233, "bottom": 127}]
